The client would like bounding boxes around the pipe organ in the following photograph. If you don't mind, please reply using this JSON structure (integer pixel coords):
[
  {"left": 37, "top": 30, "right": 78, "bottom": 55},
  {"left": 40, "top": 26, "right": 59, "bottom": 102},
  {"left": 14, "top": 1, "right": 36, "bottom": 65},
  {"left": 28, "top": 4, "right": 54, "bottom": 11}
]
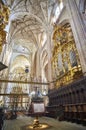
[{"left": 52, "top": 23, "right": 83, "bottom": 88}]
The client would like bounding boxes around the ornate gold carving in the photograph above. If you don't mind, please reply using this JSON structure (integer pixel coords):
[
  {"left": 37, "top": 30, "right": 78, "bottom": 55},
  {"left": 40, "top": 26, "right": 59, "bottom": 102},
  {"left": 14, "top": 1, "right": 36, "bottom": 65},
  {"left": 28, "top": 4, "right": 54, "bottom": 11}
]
[
  {"left": 0, "top": 1, "right": 9, "bottom": 53},
  {"left": 52, "top": 23, "right": 83, "bottom": 88}
]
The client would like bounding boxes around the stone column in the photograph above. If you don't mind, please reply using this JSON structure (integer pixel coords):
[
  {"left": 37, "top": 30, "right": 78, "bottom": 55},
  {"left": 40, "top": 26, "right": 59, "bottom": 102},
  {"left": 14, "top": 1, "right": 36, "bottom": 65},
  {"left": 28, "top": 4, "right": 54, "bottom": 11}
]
[
  {"left": 67, "top": 0, "right": 86, "bottom": 75},
  {"left": 46, "top": 30, "right": 54, "bottom": 90},
  {"left": 36, "top": 49, "right": 41, "bottom": 81}
]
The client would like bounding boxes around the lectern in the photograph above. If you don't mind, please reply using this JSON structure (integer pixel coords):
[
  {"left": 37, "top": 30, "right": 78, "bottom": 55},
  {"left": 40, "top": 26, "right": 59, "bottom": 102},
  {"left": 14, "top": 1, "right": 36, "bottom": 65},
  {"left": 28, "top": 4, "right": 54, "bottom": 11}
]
[
  {"left": 32, "top": 102, "right": 45, "bottom": 128},
  {"left": 28, "top": 97, "right": 49, "bottom": 129}
]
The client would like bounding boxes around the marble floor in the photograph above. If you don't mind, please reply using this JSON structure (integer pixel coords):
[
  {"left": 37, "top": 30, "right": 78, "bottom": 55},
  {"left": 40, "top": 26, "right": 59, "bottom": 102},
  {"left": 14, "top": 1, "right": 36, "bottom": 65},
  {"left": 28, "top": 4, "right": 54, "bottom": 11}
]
[{"left": 3, "top": 115, "right": 86, "bottom": 130}]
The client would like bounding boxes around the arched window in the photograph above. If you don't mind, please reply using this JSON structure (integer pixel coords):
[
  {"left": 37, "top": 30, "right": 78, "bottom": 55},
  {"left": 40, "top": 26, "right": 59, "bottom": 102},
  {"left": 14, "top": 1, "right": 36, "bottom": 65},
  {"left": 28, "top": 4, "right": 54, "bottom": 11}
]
[
  {"left": 52, "top": 0, "right": 64, "bottom": 23},
  {"left": 79, "top": 0, "right": 86, "bottom": 13}
]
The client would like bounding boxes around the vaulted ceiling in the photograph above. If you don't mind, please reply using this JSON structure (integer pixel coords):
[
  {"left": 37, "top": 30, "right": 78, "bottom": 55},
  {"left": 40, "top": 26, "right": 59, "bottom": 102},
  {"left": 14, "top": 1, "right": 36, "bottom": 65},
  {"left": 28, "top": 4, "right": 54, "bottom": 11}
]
[
  {"left": 6, "top": 0, "right": 59, "bottom": 47},
  {"left": 0, "top": 0, "right": 64, "bottom": 84},
  {"left": 2, "top": 0, "right": 60, "bottom": 78}
]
